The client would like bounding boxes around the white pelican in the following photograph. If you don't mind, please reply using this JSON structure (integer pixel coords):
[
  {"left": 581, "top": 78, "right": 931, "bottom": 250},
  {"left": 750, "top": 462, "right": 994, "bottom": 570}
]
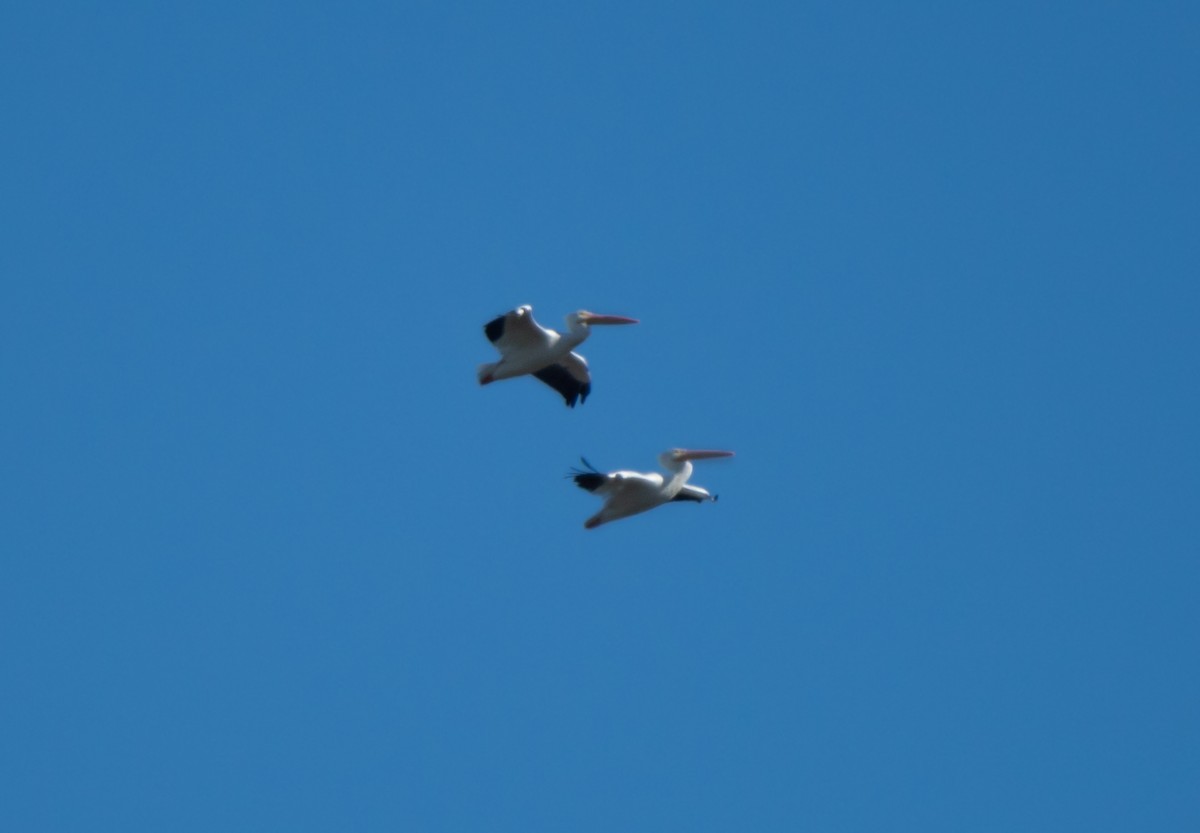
[
  {"left": 477, "top": 305, "right": 638, "bottom": 407},
  {"left": 570, "top": 448, "right": 735, "bottom": 529}
]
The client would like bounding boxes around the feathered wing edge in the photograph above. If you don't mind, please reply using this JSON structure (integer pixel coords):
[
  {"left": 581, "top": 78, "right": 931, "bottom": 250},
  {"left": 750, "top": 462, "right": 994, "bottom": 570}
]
[
  {"left": 568, "top": 457, "right": 607, "bottom": 492},
  {"left": 671, "top": 485, "right": 719, "bottom": 503},
  {"left": 567, "top": 458, "right": 719, "bottom": 503},
  {"left": 533, "top": 364, "right": 590, "bottom": 407}
]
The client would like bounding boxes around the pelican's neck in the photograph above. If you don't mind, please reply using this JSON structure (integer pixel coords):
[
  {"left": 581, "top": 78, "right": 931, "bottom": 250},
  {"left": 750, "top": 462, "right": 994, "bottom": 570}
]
[
  {"left": 560, "top": 315, "right": 590, "bottom": 351},
  {"left": 661, "top": 458, "right": 694, "bottom": 498}
]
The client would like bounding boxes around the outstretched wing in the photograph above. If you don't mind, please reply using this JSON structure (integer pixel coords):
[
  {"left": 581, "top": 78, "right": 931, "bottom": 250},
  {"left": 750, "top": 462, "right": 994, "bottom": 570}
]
[
  {"left": 671, "top": 484, "right": 716, "bottom": 503},
  {"left": 533, "top": 351, "right": 591, "bottom": 407},
  {"left": 569, "top": 458, "right": 660, "bottom": 497},
  {"left": 483, "top": 305, "right": 552, "bottom": 358}
]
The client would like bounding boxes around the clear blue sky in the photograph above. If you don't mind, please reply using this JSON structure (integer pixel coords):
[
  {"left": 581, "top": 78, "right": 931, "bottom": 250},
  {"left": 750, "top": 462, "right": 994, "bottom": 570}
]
[{"left": 3, "top": 2, "right": 1197, "bottom": 830}]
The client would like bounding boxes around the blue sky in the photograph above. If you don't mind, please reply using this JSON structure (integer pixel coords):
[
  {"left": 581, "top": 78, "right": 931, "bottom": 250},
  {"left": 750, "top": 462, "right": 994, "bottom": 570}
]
[{"left": 2, "top": 1, "right": 1197, "bottom": 830}]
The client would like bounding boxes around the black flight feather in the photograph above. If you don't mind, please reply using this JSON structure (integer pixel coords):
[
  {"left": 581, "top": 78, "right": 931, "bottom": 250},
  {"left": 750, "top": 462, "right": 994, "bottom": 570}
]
[
  {"left": 533, "top": 365, "right": 590, "bottom": 407},
  {"left": 567, "top": 457, "right": 606, "bottom": 492},
  {"left": 572, "top": 473, "right": 607, "bottom": 492},
  {"left": 483, "top": 314, "right": 506, "bottom": 343}
]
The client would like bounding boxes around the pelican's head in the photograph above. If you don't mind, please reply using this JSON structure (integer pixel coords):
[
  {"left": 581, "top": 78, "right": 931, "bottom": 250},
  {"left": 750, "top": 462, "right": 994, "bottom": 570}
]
[{"left": 569, "top": 310, "right": 640, "bottom": 329}]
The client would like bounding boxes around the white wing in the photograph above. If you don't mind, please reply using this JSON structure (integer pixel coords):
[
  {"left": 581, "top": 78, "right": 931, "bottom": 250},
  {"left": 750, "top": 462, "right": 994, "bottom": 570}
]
[
  {"left": 572, "top": 466, "right": 660, "bottom": 498},
  {"left": 599, "top": 470, "right": 664, "bottom": 499},
  {"left": 671, "top": 483, "right": 716, "bottom": 503},
  {"left": 586, "top": 471, "right": 670, "bottom": 526},
  {"left": 483, "top": 305, "right": 553, "bottom": 358}
]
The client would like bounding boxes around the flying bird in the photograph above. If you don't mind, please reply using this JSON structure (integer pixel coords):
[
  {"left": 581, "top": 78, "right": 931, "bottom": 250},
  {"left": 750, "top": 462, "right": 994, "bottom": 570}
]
[
  {"left": 477, "top": 305, "right": 638, "bottom": 407},
  {"left": 570, "top": 448, "right": 735, "bottom": 529}
]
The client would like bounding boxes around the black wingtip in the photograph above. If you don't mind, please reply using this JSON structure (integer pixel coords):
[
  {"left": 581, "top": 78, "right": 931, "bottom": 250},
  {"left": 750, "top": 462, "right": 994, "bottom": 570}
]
[
  {"left": 567, "top": 457, "right": 600, "bottom": 476},
  {"left": 483, "top": 314, "right": 505, "bottom": 343},
  {"left": 567, "top": 457, "right": 606, "bottom": 490},
  {"left": 571, "top": 473, "right": 607, "bottom": 492},
  {"left": 562, "top": 382, "right": 591, "bottom": 408},
  {"left": 533, "top": 365, "right": 587, "bottom": 408}
]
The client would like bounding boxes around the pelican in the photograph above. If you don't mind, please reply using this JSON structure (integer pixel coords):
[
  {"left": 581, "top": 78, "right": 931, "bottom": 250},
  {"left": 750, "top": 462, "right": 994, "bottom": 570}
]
[
  {"left": 477, "top": 305, "right": 638, "bottom": 407},
  {"left": 570, "top": 448, "right": 735, "bottom": 529}
]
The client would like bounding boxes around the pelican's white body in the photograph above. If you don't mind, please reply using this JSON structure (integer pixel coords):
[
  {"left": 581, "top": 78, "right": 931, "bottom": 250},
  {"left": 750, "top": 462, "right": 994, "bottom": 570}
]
[
  {"left": 477, "top": 307, "right": 586, "bottom": 381},
  {"left": 575, "top": 449, "right": 734, "bottom": 529},
  {"left": 477, "top": 305, "right": 637, "bottom": 407}
]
